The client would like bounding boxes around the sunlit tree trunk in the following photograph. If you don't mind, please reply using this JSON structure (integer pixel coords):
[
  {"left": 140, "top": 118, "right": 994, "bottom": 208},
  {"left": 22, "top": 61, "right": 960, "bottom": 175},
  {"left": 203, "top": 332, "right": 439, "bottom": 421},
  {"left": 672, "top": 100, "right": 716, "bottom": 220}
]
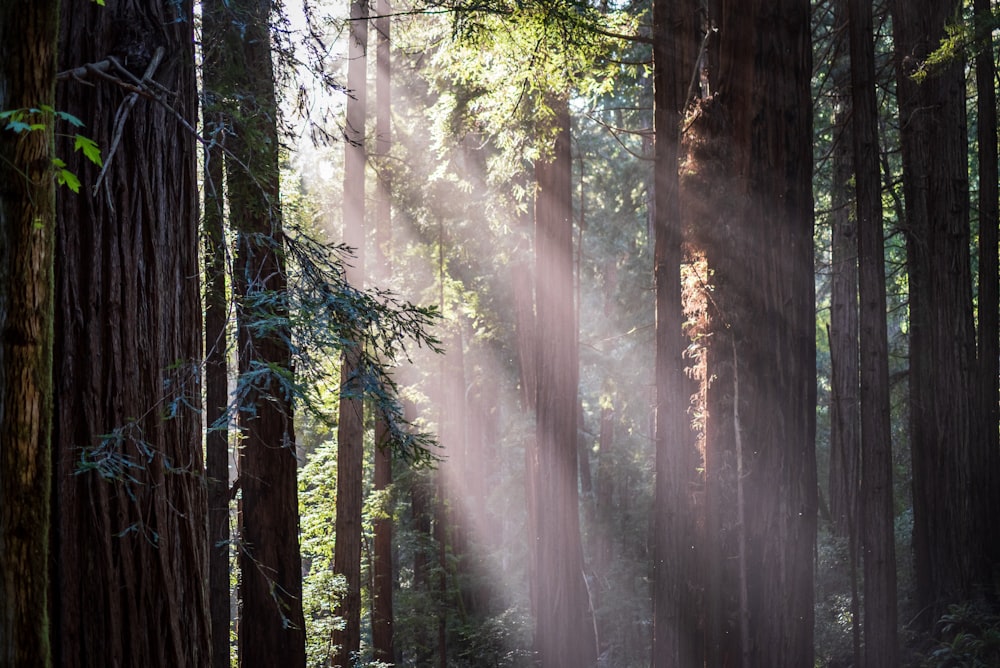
[
  {"left": 371, "top": 0, "right": 394, "bottom": 661},
  {"left": 531, "top": 98, "right": 598, "bottom": 668},
  {"left": 848, "top": 0, "right": 898, "bottom": 662},
  {"left": 51, "top": 0, "right": 209, "bottom": 665},
  {"left": 332, "top": 0, "right": 368, "bottom": 663},
  {"left": 687, "top": 1, "right": 817, "bottom": 663},
  {"left": 890, "top": 0, "right": 983, "bottom": 620},
  {"left": 200, "top": 1, "right": 231, "bottom": 665},
  {"left": 0, "top": 2, "right": 58, "bottom": 665},
  {"left": 650, "top": 0, "right": 702, "bottom": 665}
]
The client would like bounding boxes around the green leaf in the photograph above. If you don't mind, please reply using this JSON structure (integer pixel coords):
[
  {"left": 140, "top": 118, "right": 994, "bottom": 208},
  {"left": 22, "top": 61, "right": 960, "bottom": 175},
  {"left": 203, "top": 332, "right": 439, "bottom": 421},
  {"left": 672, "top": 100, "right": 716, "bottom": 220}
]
[
  {"left": 6, "top": 120, "right": 32, "bottom": 133},
  {"left": 74, "top": 134, "right": 102, "bottom": 166},
  {"left": 58, "top": 168, "right": 81, "bottom": 193},
  {"left": 91, "top": 0, "right": 105, "bottom": 5},
  {"left": 55, "top": 110, "right": 85, "bottom": 127}
]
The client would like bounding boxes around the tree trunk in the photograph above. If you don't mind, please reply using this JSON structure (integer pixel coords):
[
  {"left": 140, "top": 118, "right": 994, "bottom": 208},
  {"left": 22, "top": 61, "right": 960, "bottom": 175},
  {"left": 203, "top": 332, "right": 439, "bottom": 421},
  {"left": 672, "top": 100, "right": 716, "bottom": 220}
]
[
  {"left": 51, "top": 1, "right": 209, "bottom": 665},
  {"left": 848, "top": 0, "right": 898, "bottom": 662},
  {"left": 201, "top": 1, "right": 231, "bottom": 665},
  {"left": 973, "top": 0, "right": 1000, "bottom": 571},
  {"left": 531, "top": 99, "right": 598, "bottom": 668},
  {"left": 890, "top": 0, "right": 983, "bottom": 618},
  {"left": 686, "top": 1, "right": 817, "bottom": 663},
  {"left": 650, "top": 0, "right": 703, "bottom": 665},
  {"left": 332, "top": 0, "right": 368, "bottom": 663},
  {"left": 220, "top": 0, "right": 306, "bottom": 663},
  {"left": 371, "top": 1, "right": 394, "bottom": 661},
  {"left": 0, "top": 2, "right": 59, "bottom": 665}
]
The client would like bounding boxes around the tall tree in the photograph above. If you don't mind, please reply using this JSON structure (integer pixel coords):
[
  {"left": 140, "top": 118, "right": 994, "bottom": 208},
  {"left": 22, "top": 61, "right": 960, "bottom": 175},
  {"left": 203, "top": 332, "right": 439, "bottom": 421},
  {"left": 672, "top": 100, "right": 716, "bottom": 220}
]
[
  {"left": 219, "top": 0, "right": 306, "bottom": 663},
  {"left": 890, "top": 0, "right": 984, "bottom": 618},
  {"left": 684, "top": 1, "right": 817, "bottom": 663},
  {"left": 0, "top": 2, "right": 59, "bottom": 665},
  {"left": 649, "top": 0, "right": 702, "bottom": 665},
  {"left": 371, "top": 0, "right": 395, "bottom": 660},
  {"left": 848, "top": 0, "right": 898, "bottom": 662},
  {"left": 200, "top": 1, "right": 231, "bottom": 665},
  {"left": 50, "top": 0, "right": 209, "bottom": 665},
  {"left": 531, "top": 98, "right": 598, "bottom": 668},
  {"left": 332, "top": 0, "right": 368, "bottom": 664}
]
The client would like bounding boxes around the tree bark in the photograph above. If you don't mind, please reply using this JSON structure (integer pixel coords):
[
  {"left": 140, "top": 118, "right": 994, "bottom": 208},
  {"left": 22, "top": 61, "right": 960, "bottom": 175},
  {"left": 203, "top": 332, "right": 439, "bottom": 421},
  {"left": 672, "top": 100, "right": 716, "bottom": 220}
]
[
  {"left": 332, "top": 0, "right": 368, "bottom": 663},
  {"left": 650, "top": 0, "right": 703, "bottom": 665},
  {"left": 847, "top": 0, "right": 898, "bottom": 662},
  {"left": 220, "top": 0, "right": 306, "bottom": 663},
  {"left": 0, "top": 2, "right": 59, "bottom": 665},
  {"left": 531, "top": 99, "right": 598, "bottom": 668},
  {"left": 890, "top": 0, "right": 983, "bottom": 618},
  {"left": 51, "top": 1, "right": 209, "bottom": 665}
]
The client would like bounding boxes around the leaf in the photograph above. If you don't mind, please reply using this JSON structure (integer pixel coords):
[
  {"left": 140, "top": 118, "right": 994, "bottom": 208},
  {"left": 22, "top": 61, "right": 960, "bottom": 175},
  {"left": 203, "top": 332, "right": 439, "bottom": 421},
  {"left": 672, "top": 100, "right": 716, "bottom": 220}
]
[
  {"left": 58, "top": 168, "right": 81, "bottom": 193},
  {"left": 91, "top": 0, "right": 105, "bottom": 5},
  {"left": 55, "top": 110, "right": 85, "bottom": 127},
  {"left": 6, "top": 120, "right": 32, "bottom": 133},
  {"left": 74, "top": 134, "right": 102, "bottom": 166}
]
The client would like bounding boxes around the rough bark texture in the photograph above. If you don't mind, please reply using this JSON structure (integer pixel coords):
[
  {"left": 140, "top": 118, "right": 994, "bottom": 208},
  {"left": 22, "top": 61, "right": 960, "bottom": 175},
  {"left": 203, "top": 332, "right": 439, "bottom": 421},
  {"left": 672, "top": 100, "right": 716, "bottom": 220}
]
[
  {"left": 685, "top": 1, "right": 817, "bottom": 664},
  {"left": 890, "top": 0, "right": 984, "bottom": 618},
  {"left": 51, "top": 1, "right": 209, "bottom": 666},
  {"left": 650, "top": 0, "right": 703, "bottom": 665},
  {"left": 222, "top": 0, "right": 306, "bottom": 663},
  {"left": 201, "top": 1, "right": 231, "bottom": 665},
  {"left": 531, "top": 100, "right": 598, "bottom": 668},
  {"left": 973, "top": 0, "right": 1000, "bottom": 571},
  {"left": 0, "top": 2, "right": 59, "bottom": 665},
  {"left": 332, "top": 1, "right": 368, "bottom": 663},
  {"left": 848, "top": 0, "right": 898, "bottom": 662}
]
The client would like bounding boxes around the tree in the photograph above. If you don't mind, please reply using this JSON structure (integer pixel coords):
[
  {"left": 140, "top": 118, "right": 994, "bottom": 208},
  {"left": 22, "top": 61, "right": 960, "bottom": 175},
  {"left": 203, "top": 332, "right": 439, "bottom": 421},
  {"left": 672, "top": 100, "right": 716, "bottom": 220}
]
[
  {"left": 50, "top": 0, "right": 209, "bottom": 665},
  {"left": 649, "top": 0, "right": 702, "bottom": 665},
  {"left": 890, "top": 0, "right": 985, "bottom": 619},
  {"left": 0, "top": 2, "right": 59, "bottom": 665},
  {"left": 847, "top": 0, "right": 898, "bottom": 662},
  {"left": 332, "top": 0, "right": 369, "bottom": 664},
  {"left": 216, "top": 0, "right": 306, "bottom": 663},
  {"left": 531, "top": 98, "right": 598, "bottom": 668},
  {"left": 682, "top": 1, "right": 817, "bottom": 663}
]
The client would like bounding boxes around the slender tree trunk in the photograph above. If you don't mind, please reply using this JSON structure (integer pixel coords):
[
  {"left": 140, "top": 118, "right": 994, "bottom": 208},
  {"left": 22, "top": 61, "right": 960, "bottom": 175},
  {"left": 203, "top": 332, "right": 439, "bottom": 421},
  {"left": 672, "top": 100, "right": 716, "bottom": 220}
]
[
  {"left": 531, "top": 99, "right": 597, "bottom": 668},
  {"left": 848, "top": 0, "right": 898, "bottom": 663},
  {"left": 973, "top": 0, "right": 1000, "bottom": 569},
  {"left": 890, "top": 0, "right": 982, "bottom": 619},
  {"left": 221, "top": 0, "right": 306, "bottom": 663},
  {"left": 650, "top": 1, "right": 702, "bottom": 666},
  {"left": 201, "top": 2, "right": 231, "bottom": 665},
  {"left": 51, "top": 1, "right": 209, "bottom": 665},
  {"left": 0, "top": 3, "right": 59, "bottom": 665},
  {"left": 371, "top": 1, "right": 394, "bottom": 661},
  {"left": 332, "top": 0, "right": 368, "bottom": 663}
]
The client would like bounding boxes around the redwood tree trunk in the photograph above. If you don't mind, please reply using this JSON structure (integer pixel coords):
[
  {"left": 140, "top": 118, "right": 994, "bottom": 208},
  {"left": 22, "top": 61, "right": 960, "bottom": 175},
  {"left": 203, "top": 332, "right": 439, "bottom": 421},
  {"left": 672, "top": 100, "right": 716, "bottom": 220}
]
[
  {"left": 890, "top": 0, "right": 983, "bottom": 618},
  {"left": 0, "top": 2, "right": 58, "bottom": 665},
  {"left": 332, "top": 0, "right": 368, "bottom": 663},
  {"left": 531, "top": 99, "right": 597, "bottom": 668},
  {"left": 650, "top": 0, "right": 703, "bottom": 665},
  {"left": 51, "top": 1, "right": 209, "bottom": 665}
]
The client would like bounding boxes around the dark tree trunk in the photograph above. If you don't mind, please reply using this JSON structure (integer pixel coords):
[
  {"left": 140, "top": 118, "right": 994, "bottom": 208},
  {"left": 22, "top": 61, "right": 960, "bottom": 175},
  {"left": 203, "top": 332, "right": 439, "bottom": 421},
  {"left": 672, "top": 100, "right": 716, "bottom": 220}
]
[
  {"left": 0, "top": 2, "right": 58, "bottom": 665},
  {"left": 650, "top": 0, "right": 703, "bottom": 666},
  {"left": 51, "top": 1, "right": 209, "bottom": 666},
  {"left": 848, "top": 0, "right": 899, "bottom": 662},
  {"left": 332, "top": 0, "right": 368, "bottom": 663},
  {"left": 973, "top": 0, "right": 1000, "bottom": 570},
  {"left": 890, "top": 0, "right": 984, "bottom": 618},
  {"left": 219, "top": 0, "right": 306, "bottom": 663},
  {"left": 685, "top": 1, "right": 817, "bottom": 664},
  {"left": 531, "top": 99, "right": 598, "bottom": 668},
  {"left": 371, "top": 1, "right": 394, "bottom": 661},
  {"left": 200, "top": 1, "right": 231, "bottom": 665}
]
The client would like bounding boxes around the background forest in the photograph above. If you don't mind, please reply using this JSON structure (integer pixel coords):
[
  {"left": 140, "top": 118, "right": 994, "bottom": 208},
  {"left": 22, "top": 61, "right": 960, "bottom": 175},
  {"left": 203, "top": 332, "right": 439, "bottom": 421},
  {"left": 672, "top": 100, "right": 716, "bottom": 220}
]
[{"left": 1, "top": 0, "right": 998, "bottom": 667}]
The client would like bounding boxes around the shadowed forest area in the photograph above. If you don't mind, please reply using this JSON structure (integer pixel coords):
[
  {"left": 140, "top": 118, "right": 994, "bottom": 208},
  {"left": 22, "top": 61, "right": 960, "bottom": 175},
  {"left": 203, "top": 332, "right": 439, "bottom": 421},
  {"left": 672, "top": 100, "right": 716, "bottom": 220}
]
[{"left": 1, "top": 0, "right": 999, "bottom": 666}]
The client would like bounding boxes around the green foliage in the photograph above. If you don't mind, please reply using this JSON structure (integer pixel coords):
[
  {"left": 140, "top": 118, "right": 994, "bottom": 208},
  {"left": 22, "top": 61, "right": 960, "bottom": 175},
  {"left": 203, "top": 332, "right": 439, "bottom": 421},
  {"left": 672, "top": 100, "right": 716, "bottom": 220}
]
[
  {"left": 911, "top": 6, "right": 1000, "bottom": 83},
  {"left": 1, "top": 106, "right": 101, "bottom": 192},
  {"left": 919, "top": 604, "right": 1000, "bottom": 668}
]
